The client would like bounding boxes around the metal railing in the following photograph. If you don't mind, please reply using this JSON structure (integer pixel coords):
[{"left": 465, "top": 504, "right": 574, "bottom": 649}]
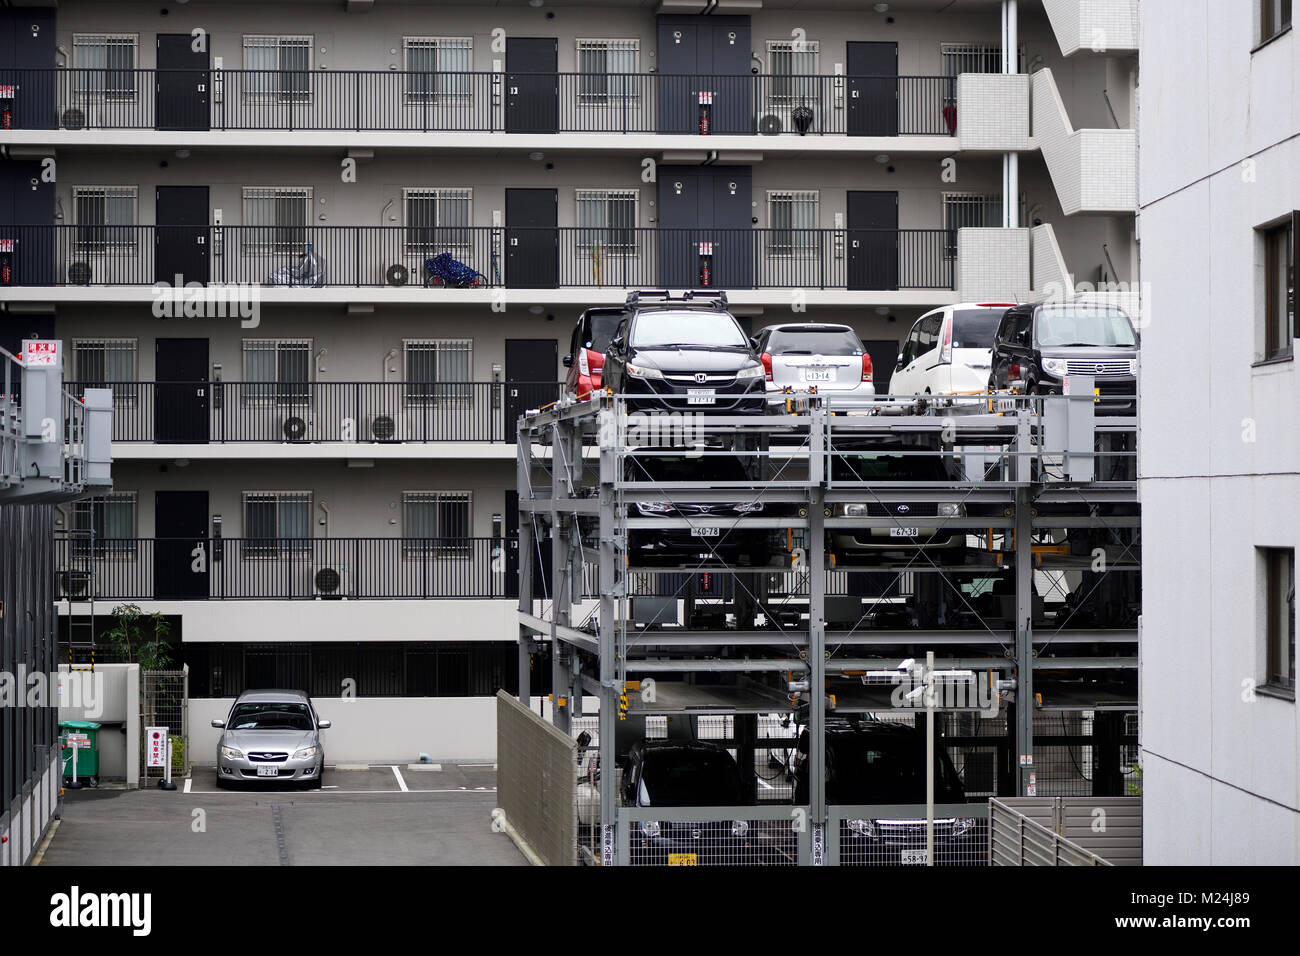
[
  {"left": 64, "top": 381, "right": 561, "bottom": 443},
  {"left": 55, "top": 535, "right": 512, "bottom": 600},
  {"left": 988, "top": 797, "right": 1113, "bottom": 865},
  {"left": 0, "top": 225, "right": 956, "bottom": 291},
  {"left": 2, "top": 69, "right": 956, "bottom": 136}
]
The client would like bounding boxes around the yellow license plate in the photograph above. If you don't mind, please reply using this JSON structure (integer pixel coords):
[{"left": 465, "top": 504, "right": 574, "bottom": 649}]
[{"left": 667, "top": 852, "right": 698, "bottom": 866}]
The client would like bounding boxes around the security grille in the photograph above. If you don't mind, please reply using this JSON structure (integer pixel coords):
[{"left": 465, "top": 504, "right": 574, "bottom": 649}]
[
  {"left": 404, "top": 188, "right": 472, "bottom": 254},
  {"left": 402, "top": 491, "right": 472, "bottom": 556},
  {"left": 403, "top": 37, "right": 473, "bottom": 100},
  {"left": 73, "top": 187, "right": 138, "bottom": 254},
  {"left": 241, "top": 339, "right": 310, "bottom": 404},
  {"left": 577, "top": 39, "right": 639, "bottom": 103},
  {"left": 73, "top": 34, "right": 138, "bottom": 100},
  {"left": 242, "top": 187, "right": 311, "bottom": 253},
  {"left": 576, "top": 189, "right": 638, "bottom": 256},
  {"left": 403, "top": 338, "right": 472, "bottom": 404},
  {"left": 243, "top": 35, "right": 312, "bottom": 99}
]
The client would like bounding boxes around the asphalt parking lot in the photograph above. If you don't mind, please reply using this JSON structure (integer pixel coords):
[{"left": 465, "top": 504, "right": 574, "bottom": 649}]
[{"left": 38, "top": 765, "right": 526, "bottom": 866}]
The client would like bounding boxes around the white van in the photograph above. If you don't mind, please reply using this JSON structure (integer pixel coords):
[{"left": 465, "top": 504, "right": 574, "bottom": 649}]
[{"left": 889, "top": 302, "right": 1016, "bottom": 397}]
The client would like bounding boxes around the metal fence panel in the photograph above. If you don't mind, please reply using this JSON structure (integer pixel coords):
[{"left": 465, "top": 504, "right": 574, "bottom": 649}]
[
  {"left": 988, "top": 797, "right": 1137, "bottom": 865},
  {"left": 496, "top": 691, "right": 576, "bottom": 866},
  {"left": 140, "top": 667, "right": 188, "bottom": 783}
]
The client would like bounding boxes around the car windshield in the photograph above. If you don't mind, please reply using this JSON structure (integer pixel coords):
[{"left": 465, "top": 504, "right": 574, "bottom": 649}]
[
  {"left": 831, "top": 737, "right": 965, "bottom": 803},
  {"left": 767, "top": 328, "right": 862, "bottom": 355},
  {"left": 587, "top": 313, "right": 623, "bottom": 352},
  {"left": 640, "top": 751, "right": 745, "bottom": 806},
  {"left": 629, "top": 454, "right": 748, "bottom": 483},
  {"left": 631, "top": 311, "right": 747, "bottom": 349},
  {"left": 831, "top": 452, "right": 951, "bottom": 482},
  {"left": 228, "top": 702, "right": 314, "bottom": 731},
  {"left": 1035, "top": 308, "right": 1136, "bottom": 348},
  {"left": 951, "top": 309, "right": 1003, "bottom": 349}
]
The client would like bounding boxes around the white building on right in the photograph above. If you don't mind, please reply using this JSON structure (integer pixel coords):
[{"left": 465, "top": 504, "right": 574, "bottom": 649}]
[{"left": 1139, "top": 0, "right": 1298, "bottom": 863}]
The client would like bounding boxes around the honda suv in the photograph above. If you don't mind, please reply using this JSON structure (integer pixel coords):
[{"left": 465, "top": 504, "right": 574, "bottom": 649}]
[
  {"left": 563, "top": 306, "right": 624, "bottom": 400},
  {"left": 753, "top": 323, "right": 875, "bottom": 410},
  {"left": 601, "top": 290, "right": 766, "bottom": 414},
  {"left": 988, "top": 303, "right": 1138, "bottom": 414}
]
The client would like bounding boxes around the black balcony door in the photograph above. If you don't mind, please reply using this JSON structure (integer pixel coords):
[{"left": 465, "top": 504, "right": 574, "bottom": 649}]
[
  {"left": 506, "top": 37, "right": 557, "bottom": 133},
  {"left": 656, "top": 165, "right": 752, "bottom": 289},
  {"left": 847, "top": 41, "right": 898, "bottom": 137},
  {"left": 656, "top": 15, "right": 752, "bottom": 134},
  {"left": 505, "top": 490, "right": 552, "bottom": 601},
  {"left": 847, "top": 190, "right": 898, "bottom": 291},
  {"left": 505, "top": 338, "right": 557, "bottom": 438},
  {"left": 156, "top": 185, "right": 209, "bottom": 286},
  {"left": 155, "top": 490, "right": 209, "bottom": 599},
  {"left": 156, "top": 34, "right": 210, "bottom": 131},
  {"left": 0, "top": 7, "right": 55, "bottom": 129},
  {"left": 506, "top": 188, "right": 557, "bottom": 289},
  {"left": 0, "top": 160, "right": 55, "bottom": 286},
  {"left": 155, "top": 337, "right": 209, "bottom": 442}
]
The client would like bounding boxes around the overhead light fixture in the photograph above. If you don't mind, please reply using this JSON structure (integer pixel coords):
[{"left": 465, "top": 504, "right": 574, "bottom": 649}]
[
  {"left": 873, "top": 2, "right": 890, "bottom": 12},
  {"left": 529, "top": 0, "right": 543, "bottom": 6},
  {"left": 874, "top": 306, "right": 890, "bottom": 316},
  {"left": 528, "top": 151, "right": 544, "bottom": 161},
  {"left": 874, "top": 153, "right": 891, "bottom": 164},
  {"left": 528, "top": 305, "right": 544, "bottom": 315},
  {"left": 174, "top": 148, "right": 191, "bottom": 159}
]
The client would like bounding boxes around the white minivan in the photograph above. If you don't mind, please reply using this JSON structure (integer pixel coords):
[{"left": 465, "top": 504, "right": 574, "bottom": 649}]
[{"left": 888, "top": 302, "right": 1016, "bottom": 397}]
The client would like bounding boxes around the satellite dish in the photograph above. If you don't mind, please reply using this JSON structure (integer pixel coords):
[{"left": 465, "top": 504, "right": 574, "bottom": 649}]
[{"left": 758, "top": 114, "right": 783, "bottom": 135}]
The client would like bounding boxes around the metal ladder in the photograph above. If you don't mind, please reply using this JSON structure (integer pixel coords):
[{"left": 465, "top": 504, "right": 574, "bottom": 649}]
[{"left": 58, "top": 526, "right": 97, "bottom": 672}]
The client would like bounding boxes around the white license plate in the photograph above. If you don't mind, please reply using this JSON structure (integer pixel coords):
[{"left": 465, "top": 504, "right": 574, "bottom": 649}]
[
  {"left": 691, "top": 526, "right": 720, "bottom": 537},
  {"left": 686, "top": 388, "right": 716, "bottom": 405},
  {"left": 901, "top": 848, "right": 928, "bottom": 865},
  {"left": 889, "top": 527, "right": 920, "bottom": 538},
  {"left": 256, "top": 765, "right": 279, "bottom": 777},
  {"left": 802, "top": 369, "right": 833, "bottom": 382}
]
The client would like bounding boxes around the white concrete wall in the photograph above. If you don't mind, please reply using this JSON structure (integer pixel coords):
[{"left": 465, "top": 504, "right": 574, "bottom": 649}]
[
  {"left": 958, "top": 73, "right": 1030, "bottom": 151},
  {"left": 1031, "top": 68, "right": 1136, "bottom": 215},
  {"left": 957, "top": 227, "right": 1031, "bottom": 301},
  {"left": 1042, "top": 0, "right": 1140, "bottom": 57},
  {"left": 56, "top": 662, "right": 140, "bottom": 785}
]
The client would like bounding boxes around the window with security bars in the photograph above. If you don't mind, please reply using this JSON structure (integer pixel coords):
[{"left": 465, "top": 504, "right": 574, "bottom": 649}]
[
  {"left": 403, "top": 491, "right": 472, "bottom": 555},
  {"left": 72, "top": 338, "right": 138, "bottom": 405},
  {"left": 404, "top": 188, "right": 471, "bottom": 254},
  {"left": 767, "top": 39, "right": 819, "bottom": 104},
  {"left": 242, "top": 187, "right": 311, "bottom": 254},
  {"left": 404, "top": 37, "right": 472, "bottom": 99},
  {"left": 243, "top": 492, "right": 312, "bottom": 555},
  {"left": 577, "top": 39, "right": 639, "bottom": 103},
  {"left": 1263, "top": 547, "right": 1296, "bottom": 694},
  {"left": 404, "top": 339, "right": 472, "bottom": 405},
  {"left": 243, "top": 35, "right": 312, "bottom": 99},
  {"left": 73, "top": 186, "right": 137, "bottom": 255},
  {"left": 73, "top": 34, "right": 138, "bottom": 100},
  {"left": 576, "top": 189, "right": 638, "bottom": 256},
  {"left": 242, "top": 339, "right": 310, "bottom": 405},
  {"left": 768, "top": 191, "right": 819, "bottom": 256},
  {"left": 943, "top": 192, "right": 1001, "bottom": 258},
  {"left": 941, "top": 43, "right": 1024, "bottom": 105},
  {"left": 71, "top": 493, "right": 137, "bottom": 557},
  {"left": 1261, "top": 215, "right": 1296, "bottom": 361}
]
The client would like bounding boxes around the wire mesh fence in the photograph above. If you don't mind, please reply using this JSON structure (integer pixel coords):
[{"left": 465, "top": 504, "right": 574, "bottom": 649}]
[
  {"left": 622, "top": 807, "right": 802, "bottom": 866},
  {"left": 139, "top": 667, "right": 188, "bottom": 784},
  {"left": 831, "top": 806, "right": 989, "bottom": 866}
]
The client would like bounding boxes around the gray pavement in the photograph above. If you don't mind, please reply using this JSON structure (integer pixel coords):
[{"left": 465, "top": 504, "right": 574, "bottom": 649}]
[{"left": 40, "top": 765, "right": 526, "bottom": 866}]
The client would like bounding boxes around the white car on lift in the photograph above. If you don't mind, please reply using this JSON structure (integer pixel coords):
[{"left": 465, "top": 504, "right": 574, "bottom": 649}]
[{"left": 888, "top": 302, "right": 1016, "bottom": 398}]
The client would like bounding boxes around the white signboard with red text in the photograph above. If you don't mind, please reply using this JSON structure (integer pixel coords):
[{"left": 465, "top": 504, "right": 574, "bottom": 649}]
[{"left": 146, "top": 726, "right": 168, "bottom": 768}]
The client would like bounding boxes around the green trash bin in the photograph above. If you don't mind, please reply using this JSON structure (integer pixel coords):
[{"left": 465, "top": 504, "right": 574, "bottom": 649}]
[{"left": 59, "top": 719, "right": 102, "bottom": 788}]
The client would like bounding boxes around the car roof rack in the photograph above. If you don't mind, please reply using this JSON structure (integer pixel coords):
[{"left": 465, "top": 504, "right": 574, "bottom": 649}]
[{"left": 624, "top": 289, "right": 729, "bottom": 310}]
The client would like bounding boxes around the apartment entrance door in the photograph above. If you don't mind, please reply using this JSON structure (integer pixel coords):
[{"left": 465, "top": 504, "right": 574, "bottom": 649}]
[
  {"left": 847, "top": 190, "right": 899, "bottom": 291},
  {"left": 155, "top": 490, "right": 209, "bottom": 599}
]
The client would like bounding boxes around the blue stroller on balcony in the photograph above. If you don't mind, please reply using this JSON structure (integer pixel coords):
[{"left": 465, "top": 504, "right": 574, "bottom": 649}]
[{"left": 423, "top": 252, "right": 487, "bottom": 288}]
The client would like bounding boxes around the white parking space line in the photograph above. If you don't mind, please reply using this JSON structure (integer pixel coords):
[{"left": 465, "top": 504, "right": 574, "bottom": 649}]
[
  {"left": 183, "top": 777, "right": 192, "bottom": 793},
  {"left": 390, "top": 765, "right": 409, "bottom": 792},
  {"left": 183, "top": 788, "right": 496, "bottom": 795}
]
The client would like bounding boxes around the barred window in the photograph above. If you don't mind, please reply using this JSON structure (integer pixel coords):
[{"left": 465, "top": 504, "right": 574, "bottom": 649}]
[
  {"left": 403, "top": 491, "right": 472, "bottom": 555},
  {"left": 73, "top": 186, "right": 137, "bottom": 254},
  {"left": 404, "top": 188, "right": 471, "bottom": 254},
  {"left": 1261, "top": 215, "right": 1296, "bottom": 362},
  {"left": 73, "top": 34, "right": 138, "bottom": 100},
  {"left": 242, "top": 186, "right": 311, "bottom": 254},
  {"left": 941, "top": 43, "right": 1023, "bottom": 76},
  {"left": 576, "top": 189, "right": 638, "bottom": 256},
  {"left": 943, "top": 192, "right": 1001, "bottom": 257},
  {"left": 404, "top": 37, "right": 472, "bottom": 99},
  {"left": 243, "top": 491, "right": 312, "bottom": 555},
  {"left": 577, "top": 39, "right": 639, "bottom": 103},
  {"left": 768, "top": 190, "right": 819, "bottom": 256},
  {"left": 404, "top": 338, "right": 472, "bottom": 405},
  {"left": 243, "top": 35, "right": 312, "bottom": 99},
  {"left": 242, "top": 339, "right": 310, "bottom": 405},
  {"left": 767, "top": 39, "right": 819, "bottom": 103},
  {"left": 1262, "top": 547, "right": 1295, "bottom": 693},
  {"left": 72, "top": 338, "right": 138, "bottom": 405},
  {"left": 72, "top": 492, "right": 137, "bottom": 556}
]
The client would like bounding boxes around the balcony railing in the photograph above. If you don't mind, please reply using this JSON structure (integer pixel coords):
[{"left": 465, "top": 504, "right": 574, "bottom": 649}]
[
  {"left": 64, "top": 381, "right": 562, "bottom": 444},
  {"left": 1, "top": 69, "right": 957, "bottom": 136},
  {"left": 0, "top": 225, "right": 956, "bottom": 291},
  {"left": 56, "top": 536, "right": 515, "bottom": 600}
]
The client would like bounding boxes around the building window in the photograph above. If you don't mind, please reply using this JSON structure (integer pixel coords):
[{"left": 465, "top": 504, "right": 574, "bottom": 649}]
[
  {"left": 577, "top": 39, "right": 639, "bottom": 103},
  {"left": 242, "top": 35, "right": 312, "bottom": 100},
  {"left": 403, "top": 37, "right": 473, "bottom": 100},
  {"left": 767, "top": 190, "right": 819, "bottom": 257},
  {"left": 1262, "top": 215, "right": 1296, "bottom": 361},
  {"left": 72, "top": 186, "right": 137, "bottom": 255},
  {"left": 404, "top": 339, "right": 472, "bottom": 405},
  {"left": 72, "top": 492, "right": 137, "bottom": 556},
  {"left": 1263, "top": 547, "right": 1296, "bottom": 694},
  {"left": 767, "top": 39, "right": 819, "bottom": 104},
  {"left": 242, "top": 339, "right": 311, "bottom": 405},
  {"left": 944, "top": 192, "right": 1001, "bottom": 258},
  {"left": 403, "top": 188, "right": 472, "bottom": 255},
  {"left": 1260, "top": 0, "right": 1293, "bottom": 44},
  {"left": 576, "top": 189, "right": 638, "bottom": 257},
  {"left": 73, "top": 34, "right": 138, "bottom": 100},
  {"left": 242, "top": 187, "right": 311, "bottom": 254},
  {"left": 243, "top": 492, "right": 312, "bottom": 555},
  {"left": 72, "top": 338, "right": 138, "bottom": 405},
  {"left": 403, "top": 491, "right": 472, "bottom": 555}
]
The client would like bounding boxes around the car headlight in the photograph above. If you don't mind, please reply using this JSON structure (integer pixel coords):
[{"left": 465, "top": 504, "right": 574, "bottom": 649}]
[
  {"left": 735, "top": 363, "right": 765, "bottom": 381},
  {"left": 626, "top": 363, "right": 663, "bottom": 380},
  {"left": 733, "top": 501, "right": 763, "bottom": 513},
  {"left": 845, "top": 818, "right": 877, "bottom": 838},
  {"left": 951, "top": 817, "right": 977, "bottom": 838},
  {"left": 839, "top": 503, "right": 869, "bottom": 517},
  {"left": 635, "top": 500, "right": 673, "bottom": 515},
  {"left": 937, "top": 502, "right": 966, "bottom": 517},
  {"left": 1041, "top": 357, "right": 1068, "bottom": 377},
  {"left": 731, "top": 820, "right": 750, "bottom": 838},
  {"left": 220, "top": 745, "right": 243, "bottom": 760},
  {"left": 293, "top": 746, "right": 318, "bottom": 760},
  {"left": 640, "top": 821, "right": 661, "bottom": 838}
]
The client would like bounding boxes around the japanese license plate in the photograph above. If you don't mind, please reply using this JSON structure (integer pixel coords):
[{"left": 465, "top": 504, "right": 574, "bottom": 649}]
[
  {"left": 901, "top": 848, "right": 928, "bottom": 865},
  {"left": 668, "top": 852, "right": 698, "bottom": 866},
  {"left": 686, "top": 388, "right": 716, "bottom": 405},
  {"left": 691, "top": 526, "right": 720, "bottom": 537},
  {"left": 803, "top": 368, "right": 833, "bottom": 382},
  {"left": 889, "top": 527, "right": 920, "bottom": 538},
  {"left": 256, "top": 765, "right": 279, "bottom": 777}
]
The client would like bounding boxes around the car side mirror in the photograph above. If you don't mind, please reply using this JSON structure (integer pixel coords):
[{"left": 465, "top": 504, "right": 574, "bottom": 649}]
[
  {"left": 562, "top": 354, "right": 573, "bottom": 367},
  {"left": 749, "top": 337, "right": 760, "bottom": 350},
  {"left": 317, "top": 719, "right": 331, "bottom": 730},
  {"left": 210, "top": 719, "right": 225, "bottom": 729},
  {"left": 611, "top": 336, "right": 624, "bottom": 352},
  {"left": 895, "top": 352, "right": 906, "bottom": 369}
]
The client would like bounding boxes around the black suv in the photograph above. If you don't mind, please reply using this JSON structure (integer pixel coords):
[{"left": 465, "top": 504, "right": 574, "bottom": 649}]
[
  {"left": 988, "top": 303, "right": 1138, "bottom": 415},
  {"left": 601, "top": 290, "right": 766, "bottom": 413}
]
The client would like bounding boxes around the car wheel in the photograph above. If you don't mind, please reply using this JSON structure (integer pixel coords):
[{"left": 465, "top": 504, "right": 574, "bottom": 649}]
[{"left": 312, "top": 763, "right": 324, "bottom": 789}]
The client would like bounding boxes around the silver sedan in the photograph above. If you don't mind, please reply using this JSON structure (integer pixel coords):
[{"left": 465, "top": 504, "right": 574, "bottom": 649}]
[{"left": 213, "top": 689, "right": 330, "bottom": 789}]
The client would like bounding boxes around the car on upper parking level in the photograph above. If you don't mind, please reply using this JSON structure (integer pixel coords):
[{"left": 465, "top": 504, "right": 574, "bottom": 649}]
[
  {"left": 563, "top": 306, "right": 625, "bottom": 400},
  {"left": 753, "top": 322, "right": 875, "bottom": 410},
  {"left": 889, "top": 302, "right": 1016, "bottom": 398}
]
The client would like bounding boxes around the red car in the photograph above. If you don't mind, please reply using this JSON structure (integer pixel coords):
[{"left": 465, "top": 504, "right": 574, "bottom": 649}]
[{"left": 563, "top": 306, "right": 625, "bottom": 399}]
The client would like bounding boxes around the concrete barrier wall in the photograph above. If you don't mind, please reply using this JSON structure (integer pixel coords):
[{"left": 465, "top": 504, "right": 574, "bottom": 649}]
[{"left": 57, "top": 663, "right": 140, "bottom": 786}]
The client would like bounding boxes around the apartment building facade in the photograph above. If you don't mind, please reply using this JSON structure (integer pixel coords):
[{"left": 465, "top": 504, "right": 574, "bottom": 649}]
[
  {"left": 1139, "top": 0, "right": 1298, "bottom": 863},
  {"left": 1, "top": 0, "right": 1139, "bottom": 724}
]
